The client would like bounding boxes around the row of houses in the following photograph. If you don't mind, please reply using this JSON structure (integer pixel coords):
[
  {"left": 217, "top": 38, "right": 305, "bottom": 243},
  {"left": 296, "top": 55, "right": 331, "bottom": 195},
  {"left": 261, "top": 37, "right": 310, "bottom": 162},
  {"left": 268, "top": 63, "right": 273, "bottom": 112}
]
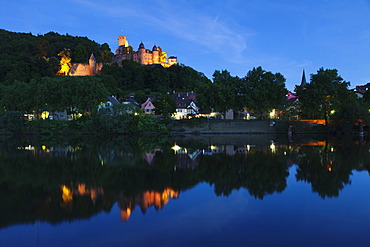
[{"left": 99, "top": 91, "right": 200, "bottom": 120}]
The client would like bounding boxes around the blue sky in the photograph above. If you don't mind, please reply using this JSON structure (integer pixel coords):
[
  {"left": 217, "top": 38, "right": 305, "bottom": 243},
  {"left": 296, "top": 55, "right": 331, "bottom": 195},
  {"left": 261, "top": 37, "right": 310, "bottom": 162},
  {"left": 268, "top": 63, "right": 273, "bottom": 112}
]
[{"left": 2, "top": 0, "right": 370, "bottom": 91}]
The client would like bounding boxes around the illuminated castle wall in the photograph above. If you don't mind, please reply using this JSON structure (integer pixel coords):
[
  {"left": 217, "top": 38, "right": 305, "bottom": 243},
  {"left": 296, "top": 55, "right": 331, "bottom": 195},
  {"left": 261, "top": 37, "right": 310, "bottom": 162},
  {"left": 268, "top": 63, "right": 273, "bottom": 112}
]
[
  {"left": 69, "top": 54, "right": 103, "bottom": 76},
  {"left": 66, "top": 35, "right": 177, "bottom": 76},
  {"left": 112, "top": 35, "right": 178, "bottom": 67}
]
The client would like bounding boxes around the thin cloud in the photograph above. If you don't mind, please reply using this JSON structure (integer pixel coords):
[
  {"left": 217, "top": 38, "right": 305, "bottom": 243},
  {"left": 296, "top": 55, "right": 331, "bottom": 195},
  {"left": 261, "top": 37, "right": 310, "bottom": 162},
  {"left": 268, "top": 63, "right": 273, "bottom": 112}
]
[{"left": 71, "top": 0, "right": 251, "bottom": 64}]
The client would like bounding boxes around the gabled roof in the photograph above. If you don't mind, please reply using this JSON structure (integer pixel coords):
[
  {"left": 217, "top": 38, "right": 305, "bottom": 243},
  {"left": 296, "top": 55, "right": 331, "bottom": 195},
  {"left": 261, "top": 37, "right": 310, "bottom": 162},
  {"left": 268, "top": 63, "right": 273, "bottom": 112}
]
[
  {"left": 141, "top": 97, "right": 155, "bottom": 109},
  {"left": 108, "top": 96, "right": 120, "bottom": 104},
  {"left": 123, "top": 97, "right": 140, "bottom": 107}
]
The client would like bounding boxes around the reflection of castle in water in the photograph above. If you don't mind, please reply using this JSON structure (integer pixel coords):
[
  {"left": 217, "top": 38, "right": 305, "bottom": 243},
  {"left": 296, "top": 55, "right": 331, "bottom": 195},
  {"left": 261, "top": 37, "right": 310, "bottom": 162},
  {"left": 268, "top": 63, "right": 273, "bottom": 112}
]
[
  {"left": 115, "top": 189, "right": 179, "bottom": 221},
  {"left": 60, "top": 183, "right": 179, "bottom": 221}
]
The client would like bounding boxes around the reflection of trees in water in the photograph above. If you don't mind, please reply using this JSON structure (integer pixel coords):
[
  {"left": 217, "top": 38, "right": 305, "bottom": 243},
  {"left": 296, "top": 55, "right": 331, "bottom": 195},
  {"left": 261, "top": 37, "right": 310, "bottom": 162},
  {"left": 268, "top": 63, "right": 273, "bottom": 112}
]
[
  {"left": 198, "top": 151, "right": 289, "bottom": 199},
  {"left": 2, "top": 135, "right": 370, "bottom": 228},
  {"left": 293, "top": 138, "right": 369, "bottom": 198}
]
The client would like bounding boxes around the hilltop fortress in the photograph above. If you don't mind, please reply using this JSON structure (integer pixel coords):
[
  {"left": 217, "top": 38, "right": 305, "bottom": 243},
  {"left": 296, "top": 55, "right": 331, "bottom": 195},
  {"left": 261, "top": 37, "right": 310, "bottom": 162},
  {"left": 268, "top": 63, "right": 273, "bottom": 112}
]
[
  {"left": 69, "top": 35, "right": 178, "bottom": 76},
  {"left": 112, "top": 35, "right": 178, "bottom": 67}
]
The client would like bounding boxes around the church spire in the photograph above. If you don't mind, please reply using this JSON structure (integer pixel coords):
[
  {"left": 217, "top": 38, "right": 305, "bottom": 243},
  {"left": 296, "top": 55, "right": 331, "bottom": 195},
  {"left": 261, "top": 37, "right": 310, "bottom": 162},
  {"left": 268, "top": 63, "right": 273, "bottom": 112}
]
[{"left": 300, "top": 69, "right": 307, "bottom": 87}]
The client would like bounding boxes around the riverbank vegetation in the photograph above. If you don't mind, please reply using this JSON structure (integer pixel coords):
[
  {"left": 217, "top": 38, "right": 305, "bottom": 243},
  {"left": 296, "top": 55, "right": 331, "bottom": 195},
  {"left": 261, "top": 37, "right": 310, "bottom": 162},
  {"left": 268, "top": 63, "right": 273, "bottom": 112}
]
[{"left": 1, "top": 29, "right": 370, "bottom": 135}]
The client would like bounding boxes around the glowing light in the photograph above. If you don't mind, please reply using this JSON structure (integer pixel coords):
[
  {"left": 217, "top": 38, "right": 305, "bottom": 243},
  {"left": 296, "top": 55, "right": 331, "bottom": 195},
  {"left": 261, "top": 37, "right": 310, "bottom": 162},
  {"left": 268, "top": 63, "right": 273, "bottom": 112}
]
[
  {"left": 161, "top": 191, "right": 169, "bottom": 204},
  {"left": 121, "top": 208, "right": 131, "bottom": 221},
  {"left": 270, "top": 142, "right": 276, "bottom": 153},
  {"left": 210, "top": 145, "right": 218, "bottom": 150},
  {"left": 330, "top": 110, "right": 336, "bottom": 115},
  {"left": 171, "top": 144, "right": 181, "bottom": 153},
  {"left": 41, "top": 111, "right": 49, "bottom": 120},
  {"left": 61, "top": 185, "right": 73, "bottom": 202},
  {"left": 269, "top": 109, "right": 276, "bottom": 119},
  {"left": 58, "top": 48, "right": 72, "bottom": 75},
  {"left": 24, "top": 145, "right": 35, "bottom": 151}
]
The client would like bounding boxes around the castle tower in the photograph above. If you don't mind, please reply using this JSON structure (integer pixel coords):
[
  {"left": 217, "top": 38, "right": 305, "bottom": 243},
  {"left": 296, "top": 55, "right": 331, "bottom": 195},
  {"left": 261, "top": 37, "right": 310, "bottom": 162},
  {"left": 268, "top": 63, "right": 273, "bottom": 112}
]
[
  {"left": 138, "top": 42, "right": 145, "bottom": 64},
  {"left": 89, "top": 54, "right": 96, "bottom": 75},
  {"left": 118, "top": 35, "right": 129, "bottom": 47},
  {"left": 152, "top": 45, "right": 159, "bottom": 64}
]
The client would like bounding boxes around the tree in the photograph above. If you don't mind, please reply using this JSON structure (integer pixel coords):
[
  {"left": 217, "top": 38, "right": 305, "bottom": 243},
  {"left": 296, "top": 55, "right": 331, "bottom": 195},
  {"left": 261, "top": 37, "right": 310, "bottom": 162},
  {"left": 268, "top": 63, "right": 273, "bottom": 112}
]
[
  {"left": 242, "top": 66, "right": 287, "bottom": 119},
  {"left": 197, "top": 70, "right": 242, "bottom": 118},
  {"left": 295, "top": 68, "right": 350, "bottom": 125},
  {"left": 73, "top": 43, "right": 88, "bottom": 63},
  {"left": 153, "top": 94, "right": 176, "bottom": 117},
  {"left": 331, "top": 93, "right": 370, "bottom": 133},
  {"left": 146, "top": 65, "right": 170, "bottom": 92},
  {"left": 100, "top": 43, "right": 113, "bottom": 63}
]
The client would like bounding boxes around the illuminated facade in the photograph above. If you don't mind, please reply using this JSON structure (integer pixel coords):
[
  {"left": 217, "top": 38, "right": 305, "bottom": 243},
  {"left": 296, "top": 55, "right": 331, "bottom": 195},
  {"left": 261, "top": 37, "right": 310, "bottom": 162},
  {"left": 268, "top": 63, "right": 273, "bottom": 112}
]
[
  {"left": 61, "top": 35, "right": 177, "bottom": 76},
  {"left": 112, "top": 35, "right": 178, "bottom": 67},
  {"left": 172, "top": 92, "right": 199, "bottom": 119},
  {"left": 69, "top": 54, "right": 103, "bottom": 76}
]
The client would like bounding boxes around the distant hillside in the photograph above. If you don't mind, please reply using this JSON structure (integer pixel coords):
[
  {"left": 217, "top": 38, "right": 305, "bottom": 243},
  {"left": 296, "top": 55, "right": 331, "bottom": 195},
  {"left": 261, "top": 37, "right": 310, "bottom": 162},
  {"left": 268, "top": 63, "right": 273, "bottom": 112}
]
[{"left": 0, "top": 29, "right": 109, "bottom": 84}]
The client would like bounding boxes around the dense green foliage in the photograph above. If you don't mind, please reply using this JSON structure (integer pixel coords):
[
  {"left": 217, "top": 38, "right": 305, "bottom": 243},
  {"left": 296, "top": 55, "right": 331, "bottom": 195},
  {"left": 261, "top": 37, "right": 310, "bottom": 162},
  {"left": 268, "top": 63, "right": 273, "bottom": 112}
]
[
  {"left": 243, "top": 66, "right": 287, "bottom": 117},
  {"left": 0, "top": 29, "right": 112, "bottom": 84},
  {"left": 1, "top": 29, "right": 368, "bottom": 132},
  {"left": 197, "top": 67, "right": 288, "bottom": 118},
  {"left": 0, "top": 76, "right": 109, "bottom": 114},
  {"left": 293, "top": 68, "right": 370, "bottom": 132},
  {"left": 296, "top": 68, "right": 352, "bottom": 124},
  {"left": 99, "top": 60, "right": 211, "bottom": 98}
]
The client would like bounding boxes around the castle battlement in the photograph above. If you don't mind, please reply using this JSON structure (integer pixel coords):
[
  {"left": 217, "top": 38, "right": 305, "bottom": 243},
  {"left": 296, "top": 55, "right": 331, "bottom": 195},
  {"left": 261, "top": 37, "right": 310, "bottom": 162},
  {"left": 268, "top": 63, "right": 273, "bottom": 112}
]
[
  {"left": 112, "top": 35, "right": 178, "bottom": 67},
  {"left": 67, "top": 35, "right": 178, "bottom": 76}
]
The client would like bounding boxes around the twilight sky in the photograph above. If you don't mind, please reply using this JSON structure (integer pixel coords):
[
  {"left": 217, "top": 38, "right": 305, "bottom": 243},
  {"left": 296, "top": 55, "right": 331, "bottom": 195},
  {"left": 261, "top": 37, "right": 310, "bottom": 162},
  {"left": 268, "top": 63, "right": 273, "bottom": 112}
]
[{"left": 1, "top": 0, "right": 370, "bottom": 91}]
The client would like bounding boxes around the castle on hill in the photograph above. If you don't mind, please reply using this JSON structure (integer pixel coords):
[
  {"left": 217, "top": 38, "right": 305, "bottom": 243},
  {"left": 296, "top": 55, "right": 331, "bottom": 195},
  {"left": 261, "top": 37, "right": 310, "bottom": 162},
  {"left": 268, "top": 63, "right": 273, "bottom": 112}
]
[
  {"left": 112, "top": 35, "right": 178, "bottom": 67},
  {"left": 68, "top": 35, "right": 178, "bottom": 76}
]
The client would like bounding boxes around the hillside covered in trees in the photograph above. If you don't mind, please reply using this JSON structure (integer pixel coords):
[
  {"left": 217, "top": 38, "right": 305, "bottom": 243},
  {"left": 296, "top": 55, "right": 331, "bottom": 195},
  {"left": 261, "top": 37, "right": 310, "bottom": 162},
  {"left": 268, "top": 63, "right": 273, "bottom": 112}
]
[{"left": 0, "top": 29, "right": 210, "bottom": 98}]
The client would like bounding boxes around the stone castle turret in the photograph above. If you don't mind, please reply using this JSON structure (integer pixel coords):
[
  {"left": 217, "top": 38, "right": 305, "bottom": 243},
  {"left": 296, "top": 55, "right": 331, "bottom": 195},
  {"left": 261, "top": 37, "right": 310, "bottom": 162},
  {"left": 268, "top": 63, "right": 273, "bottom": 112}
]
[
  {"left": 112, "top": 35, "right": 178, "bottom": 67},
  {"left": 89, "top": 54, "right": 96, "bottom": 75}
]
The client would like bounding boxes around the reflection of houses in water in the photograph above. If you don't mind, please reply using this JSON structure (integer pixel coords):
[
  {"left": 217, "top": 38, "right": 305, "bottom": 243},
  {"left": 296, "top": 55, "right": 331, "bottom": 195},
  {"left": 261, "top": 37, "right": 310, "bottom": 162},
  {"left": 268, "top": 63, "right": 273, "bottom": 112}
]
[
  {"left": 144, "top": 149, "right": 162, "bottom": 165},
  {"left": 171, "top": 144, "right": 203, "bottom": 169},
  {"left": 19, "top": 145, "right": 81, "bottom": 159},
  {"left": 175, "top": 150, "right": 202, "bottom": 169},
  {"left": 204, "top": 145, "right": 259, "bottom": 156},
  {"left": 115, "top": 189, "right": 179, "bottom": 221}
]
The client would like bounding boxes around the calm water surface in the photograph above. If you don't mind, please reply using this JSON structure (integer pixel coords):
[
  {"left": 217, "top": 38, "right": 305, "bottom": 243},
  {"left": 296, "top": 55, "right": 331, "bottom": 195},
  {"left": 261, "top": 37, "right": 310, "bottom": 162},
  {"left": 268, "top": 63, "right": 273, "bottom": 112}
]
[{"left": 1, "top": 135, "right": 370, "bottom": 247}]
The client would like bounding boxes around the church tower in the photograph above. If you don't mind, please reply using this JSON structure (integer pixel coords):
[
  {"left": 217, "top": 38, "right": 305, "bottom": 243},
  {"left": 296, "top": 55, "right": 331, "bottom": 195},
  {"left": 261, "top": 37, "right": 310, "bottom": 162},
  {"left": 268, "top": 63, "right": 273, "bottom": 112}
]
[{"left": 301, "top": 69, "right": 307, "bottom": 87}]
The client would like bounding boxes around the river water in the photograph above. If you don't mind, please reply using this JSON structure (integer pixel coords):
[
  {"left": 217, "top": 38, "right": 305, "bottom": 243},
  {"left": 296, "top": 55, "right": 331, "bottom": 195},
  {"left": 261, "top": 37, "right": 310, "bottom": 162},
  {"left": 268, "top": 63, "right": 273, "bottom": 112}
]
[{"left": 0, "top": 134, "right": 370, "bottom": 247}]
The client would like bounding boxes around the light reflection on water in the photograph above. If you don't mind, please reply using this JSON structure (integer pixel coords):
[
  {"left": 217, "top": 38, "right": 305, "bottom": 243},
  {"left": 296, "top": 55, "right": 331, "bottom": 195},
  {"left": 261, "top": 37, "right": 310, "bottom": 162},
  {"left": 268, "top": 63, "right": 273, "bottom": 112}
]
[{"left": 1, "top": 135, "right": 370, "bottom": 247}]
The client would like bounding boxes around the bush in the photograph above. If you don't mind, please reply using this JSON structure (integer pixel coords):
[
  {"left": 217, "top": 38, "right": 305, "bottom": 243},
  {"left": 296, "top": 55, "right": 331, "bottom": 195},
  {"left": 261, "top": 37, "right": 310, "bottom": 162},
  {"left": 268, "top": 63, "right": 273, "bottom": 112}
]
[
  {"left": 0, "top": 111, "right": 26, "bottom": 134},
  {"left": 25, "top": 119, "right": 69, "bottom": 135}
]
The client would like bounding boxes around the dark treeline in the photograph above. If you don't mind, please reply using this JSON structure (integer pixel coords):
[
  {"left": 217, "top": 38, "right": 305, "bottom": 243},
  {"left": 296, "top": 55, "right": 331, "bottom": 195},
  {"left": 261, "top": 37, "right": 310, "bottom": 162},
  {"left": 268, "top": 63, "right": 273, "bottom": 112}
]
[
  {"left": 98, "top": 61, "right": 211, "bottom": 102},
  {"left": 0, "top": 29, "right": 111, "bottom": 84},
  {"left": 2, "top": 29, "right": 370, "bottom": 134},
  {"left": 0, "top": 29, "right": 210, "bottom": 98}
]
